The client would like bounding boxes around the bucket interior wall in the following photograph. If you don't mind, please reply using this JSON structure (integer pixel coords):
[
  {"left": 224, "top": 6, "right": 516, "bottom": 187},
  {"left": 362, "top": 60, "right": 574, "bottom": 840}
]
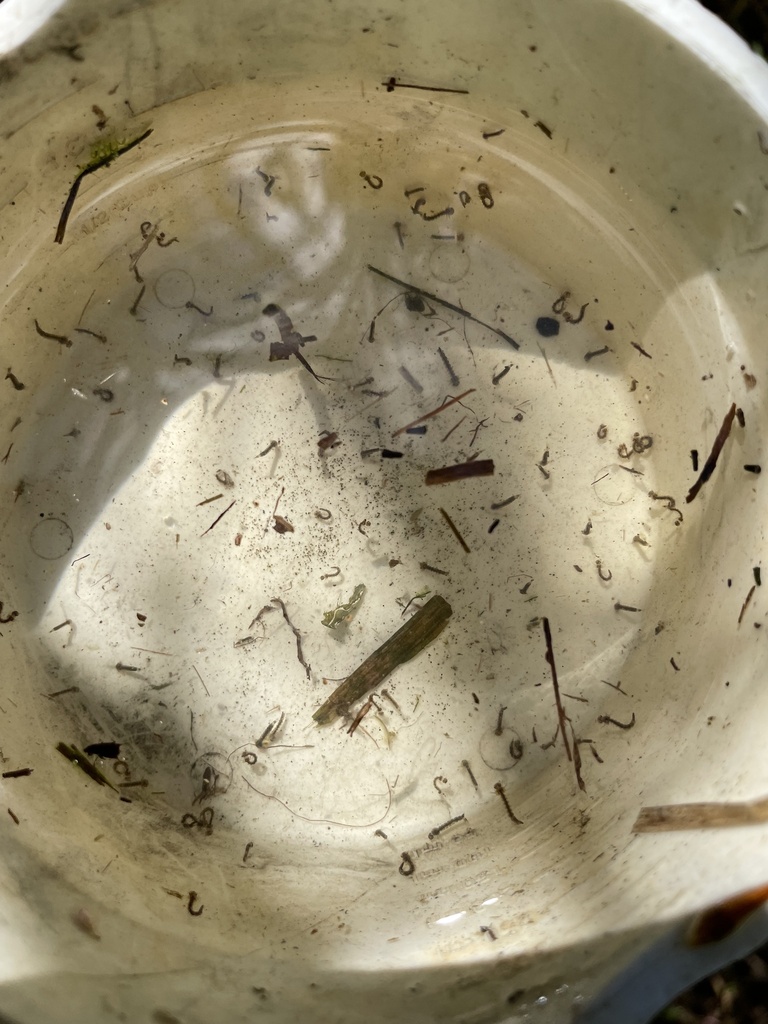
[{"left": 1, "top": 1, "right": 768, "bottom": 1021}]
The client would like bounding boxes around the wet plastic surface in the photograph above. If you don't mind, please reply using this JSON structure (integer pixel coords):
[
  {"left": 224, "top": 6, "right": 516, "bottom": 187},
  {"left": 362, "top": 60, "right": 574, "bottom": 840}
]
[{"left": 1, "top": 2, "right": 768, "bottom": 1022}]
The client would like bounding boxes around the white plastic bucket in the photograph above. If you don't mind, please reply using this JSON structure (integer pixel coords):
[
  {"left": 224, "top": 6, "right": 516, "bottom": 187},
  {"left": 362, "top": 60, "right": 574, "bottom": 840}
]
[{"left": 1, "top": 2, "right": 768, "bottom": 1022}]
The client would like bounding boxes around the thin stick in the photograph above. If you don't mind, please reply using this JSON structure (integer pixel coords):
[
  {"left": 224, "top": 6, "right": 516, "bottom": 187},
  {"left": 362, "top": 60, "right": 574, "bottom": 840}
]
[
  {"left": 269, "top": 485, "right": 285, "bottom": 528},
  {"left": 738, "top": 584, "right": 756, "bottom": 626},
  {"left": 201, "top": 499, "right": 235, "bottom": 536},
  {"left": 347, "top": 696, "right": 378, "bottom": 735},
  {"left": 193, "top": 665, "right": 210, "bottom": 697},
  {"left": 383, "top": 77, "right": 469, "bottom": 95},
  {"left": 439, "top": 507, "right": 470, "bottom": 553},
  {"left": 56, "top": 742, "right": 118, "bottom": 792},
  {"left": 542, "top": 618, "right": 572, "bottom": 762},
  {"left": 45, "top": 686, "right": 79, "bottom": 698},
  {"left": 537, "top": 342, "right": 555, "bottom": 385},
  {"left": 633, "top": 794, "right": 768, "bottom": 833},
  {"left": 367, "top": 265, "right": 519, "bottom": 349},
  {"left": 313, "top": 595, "right": 452, "bottom": 724},
  {"left": 571, "top": 723, "right": 586, "bottom": 792},
  {"left": 392, "top": 389, "right": 476, "bottom": 438},
  {"left": 461, "top": 759, "right": 479, "bottom": 789},
  {"left": 441, "top": 416, "right": 467, "bottom": 442},
  {"left": 686, "top": 402, "right": 737, "bottom": 503}
]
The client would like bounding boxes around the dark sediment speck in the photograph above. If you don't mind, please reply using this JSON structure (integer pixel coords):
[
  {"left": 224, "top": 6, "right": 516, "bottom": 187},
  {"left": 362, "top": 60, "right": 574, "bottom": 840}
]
[{"left": 535, "top": 317, "right": 559, "bottom": 338}]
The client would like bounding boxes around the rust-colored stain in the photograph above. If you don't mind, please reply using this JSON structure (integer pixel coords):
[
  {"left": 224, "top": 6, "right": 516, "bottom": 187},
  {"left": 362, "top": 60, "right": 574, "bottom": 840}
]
[{"left": 686, "top": 882, "right": 768, "bottom": 946}]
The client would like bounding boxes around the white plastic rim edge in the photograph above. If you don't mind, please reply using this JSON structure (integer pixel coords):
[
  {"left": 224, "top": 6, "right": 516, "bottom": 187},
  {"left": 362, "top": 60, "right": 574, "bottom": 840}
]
[
  {"left": 0, "top": 0, "right": 69, "bottom": 57},
  {"left": 623, "top": 0, "right": 768, "bottom": 120},
  {"left": 1, "top": 0, "right": 767, "bottom": 116}
]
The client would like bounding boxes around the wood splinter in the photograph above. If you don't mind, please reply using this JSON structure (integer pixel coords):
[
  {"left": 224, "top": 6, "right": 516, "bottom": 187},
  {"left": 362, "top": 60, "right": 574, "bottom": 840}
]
[
  {"left": 313, "top": 596, "right": 452, "bottom": 725},
  {"left": 686, "top": 402, "right": 737, "bottom": 503},
  {"left": 633, "top": 793, "right": 768, "bottom": 833},
  {"left": 439, "top": 507, "right": 470, "bottom": 553},
  {"left": 425, "top": 459, "right": 495, "bottom": 485},
  {"left": 391, "top": 389, "right": 476, "bottom": 438}
]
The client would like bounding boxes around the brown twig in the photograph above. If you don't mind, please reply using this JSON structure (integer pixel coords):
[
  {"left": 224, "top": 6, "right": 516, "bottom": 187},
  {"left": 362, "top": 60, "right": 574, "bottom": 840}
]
[
  {"left": 313, "top": 596, "right": 451, "bottom": 724},
  {"left": 439, "top": 507, "right": 470, "bottom": 553},
  {"left": 542, "top": 618, "right": 573, "bottom": 764},
  {"left": 201, "top": 499, "right": 235, "bottom": 536},
  {"left": 392, "top": 389, "right": 476, "bottom": 438},
  {"left": 54, "top": 129, "right": 153, "bottom": 244},
  {"left": 686, "top": 402, "right": 737, "bottom": 503},
  {"left": 633, "top": 794, "right": 768, "bottom": 833},
  {"left": 738, "top": 584, "right": 756, "bottom": 625},
  {"left": 441, "top": 416, "right": 466, "bottom": 442},
  {"left": 425, "top": 459, "right": 494, "bottom": 485}
]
